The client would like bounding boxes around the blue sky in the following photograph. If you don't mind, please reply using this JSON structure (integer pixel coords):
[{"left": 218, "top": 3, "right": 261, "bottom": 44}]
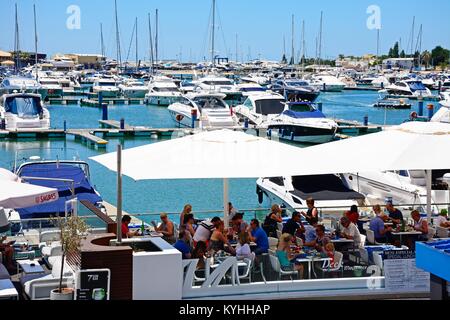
[{"left": 1, "top": 0, "right": 449, "bottom": 62}]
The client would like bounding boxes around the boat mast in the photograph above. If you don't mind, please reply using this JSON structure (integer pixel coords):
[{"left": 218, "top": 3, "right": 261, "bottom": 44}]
[
  {"left": 148, "top": 13, "right": 154, "bottom": 75},
  {"left": 155, "top": 9, "right": 159, "bottom": 66},
  {"left": 290, "top": 14, "right": 295, "bottom": 65},
  {"left": 318, "top": 11, "right": 323, "bottom": 69},
  {"left": 100, "top": 23, "right": 105, "bottom": 59},
  {"left": 301, "top": 20, "right": 305, "bottom": 77},
  {"left": 416, "top": 24, "right": 423, "bottom": 69},
  {"left": 235, "top": 33, "right": 238, "bottom": 63},
  {"left": 33, "top": 4, "right": 38, "bottom": 81},
  {"left": 211, "top": 0, "right": 216, "bottom": 66},
  {"left": 14, "top": 3, "right": 20, "bottom": 73},
  {"left": 135, "top": 17, "right": 138, "bottom": 73},
  {"left": 114, "top": 0, "right": 122, "bottom": 73},
  {"left": 376, "top": 28, "right": 380, "bottom": 71},
  {"left": 410, "top": 16, "right": 415, "bottom": 56}
]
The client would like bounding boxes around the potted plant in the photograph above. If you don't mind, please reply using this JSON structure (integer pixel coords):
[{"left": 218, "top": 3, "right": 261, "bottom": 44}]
[{"left": 50, "top": 215, "right": 88, "bottom": 300}]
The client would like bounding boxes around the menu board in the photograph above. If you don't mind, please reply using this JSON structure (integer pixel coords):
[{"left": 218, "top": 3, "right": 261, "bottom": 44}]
[
  {"left": 75, "top": 269, "right": 110, "bottom": 300},
  {"left": 383, "top": 250, "right": 430, "bottom": 292}
]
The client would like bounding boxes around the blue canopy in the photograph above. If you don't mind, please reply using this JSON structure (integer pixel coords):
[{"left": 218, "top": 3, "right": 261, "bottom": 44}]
[
  {"left": 282, "top": 109, "right": 326, "bottom": 119},
  {"left": 408, "top": 81, "right": 426, "bottom": 91},
  {"left": 17, "top": 163, "right": 102, "bottom": 219}
]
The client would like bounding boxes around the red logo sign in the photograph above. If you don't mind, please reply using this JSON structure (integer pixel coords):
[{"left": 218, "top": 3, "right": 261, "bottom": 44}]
[{"left": 35, "top": 192, "right": 58, "bottom": 204}]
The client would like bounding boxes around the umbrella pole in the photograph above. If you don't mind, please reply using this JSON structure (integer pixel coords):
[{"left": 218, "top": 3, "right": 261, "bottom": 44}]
[
  {"left": 223, "top": 178, "right": 229, "bottom": 226},
  {"left": 117, "top": 144, "right": 123, "bottom": 243},
  {"left": 426, "top": 169, "right": 432, "bottom": 223}
]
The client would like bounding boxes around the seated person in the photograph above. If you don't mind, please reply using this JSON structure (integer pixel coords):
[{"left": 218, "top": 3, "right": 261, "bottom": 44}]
[
  {"left": 435, "top": 209, "right": 450, "bottom": 228},
  {"left": 339, "top": 216, "right": 362, "bottom": 247},
  {"left": 173, "top": 228, "right": 192, "bottom": 259},
  {"left": 282, "top": 211, "right": 304, "bottom": 237},
  {"left": 305, "top": 225, "right": 330, "bottom": 252},
  {"left": 262, "top": 204, "right": 283, "bottom": 237},
  {"left": 182, "top": 213, "right": 196, "bottom": 238},
  {"left": 121, "top": 215, "right": 139, "bottom": 239},
  {"left": 227, "top": 202, "right": 238, "bottom": 226},
  {"left": 235, "top": 231, "right": 254, "bottom": 260},
  {"left": 179, "top": 204, "right": 193, "bottom": 228},
  {"left": 324, "top": 243, "right": 336, "bottom": 266},
  {"left": 345, "top": 205, "right": 360, "bottom": 225},
  {"left": 193, "top": 217, "right": 222, "bottom": 245},
  {"left": 0, "top": 236, "right": 15, "bottom": 272},
  {"left": 386, "top": 201, "right": 403, "bottom": 228},
  {"left": 154, "top": 212, "right": 176, "bottom": 244},
  {"left": 276, "top": 233, "right": 304, "bottom": 279},
  {"left": 208, "top": 220, "right": 235, "bottom": 255},
  {"left": 230, "top": 213, "right": 248, "bottom": 235},
  {"left": 369, "top": 214, "right": 393, "bottom": 244},
  {"left": 410, "top": 210, "right": 429, "bottom": 241},
  {"left": 248, "top": 219, "right": 269, "bottom": 255},
  {"left": 303, "top": 217, "right": 319, "bottom": 246},
  {"left": 192, "top": 241, "right": 208, "bottom": 279}
]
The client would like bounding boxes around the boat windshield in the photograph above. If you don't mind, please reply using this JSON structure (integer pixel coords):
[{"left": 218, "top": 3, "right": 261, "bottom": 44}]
[
  {"left": 255, "top": 99, "right": 285, "bottom": 115},
  {"left": 240, "top": 87, "right": 266, "bottom": 92},
  {"left": 286, "top": 81, "right": 309, "bottom": 87},
  {"left": 154, "top": 87, "right": 179, "bottom": 92},
  {"left": 289, "top": 103, "right": 315, "bottom": 112},
  {"left": 194, "top": 97, "right": 226, "bottom": 109},
  {"left": 203, "top": 80, "right": 233, "bottom": 86},
  {"left": 408, "top": 81, "right": 426, "bottom": 91},
  {"left": 97, "top": 82, "right": 116, "bottom": 86},
  {"left": 4, "top": 96, "right": 42, "bottom": 118}
]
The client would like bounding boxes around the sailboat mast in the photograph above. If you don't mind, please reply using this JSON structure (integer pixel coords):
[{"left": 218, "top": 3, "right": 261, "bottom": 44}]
[
  {"left": 410, "top": 16, "right": 415, "bottom": 56},
  {"left": 291, "top": 14, "right": 294, "bottom": 65},
  {"left": 148, "top": 13, "right": 154, "bottom": 74},
  {"left": 376, "top": 28, "right": 380, "bottom": 71},
  {"left": 114, "top": 0, "right": 122, "bottom": 72},
  {"left": 135, "top": 17, "right": 138, "bottom": 72},
  {"left": 155, "top": 9, "right": 159, "bottom": 65},
  {"left": 318, "top": 11, "right": 323, "bottom": 68},
  {"left": 301, "top": 20, "right": 305, "bottom": 76},
  {"left": 100, "top": 23, "right": 105, "bottom": 59},
  {"left": 33, "top": 4, "right": 38, "bottom": 81},
  {"left": 14, "top": 3, "right": 20, "bottom": 73},
  {"left": 211, "top": 0, "right": 216, "bottom": 65},
  {"left": 235, "top": 33, "right": 238, "bottom": 63}
]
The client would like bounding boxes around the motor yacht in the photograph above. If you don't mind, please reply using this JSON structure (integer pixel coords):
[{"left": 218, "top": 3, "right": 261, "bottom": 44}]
[
  {"left": 167, "top": 92, "right": 238, "bottom": 129},
  {"left": 0, "top": 92, "right": 50, "bottom": 130},
  {"left": 145, "top": 76, "right": 182, "bottom": 106},
  {"left": 0, "top": 76, "right": 43, "bottom": 98},
  {"left": 193, "top": 75, "right": 242, "bottom": 104},
  {"left": 233, "top": 92, "right": 286, "bottom": 127},
  {"left": 92, "top": 78, "right": 120, "bottom": 98},
  {"left": 118, "top": 79, "right": 149, "bottom": 98},
  {"left": 270, "top": 78, "right": 320, "bottom": 102},
  {"left": 256, "top": 174, "right": 366, "bottom": 214},
  {"left": 311, "top": 74, "right": 346, "bottom": 92},
  {"left": 38, "top": 77, "right": 64, "bottom": 99},
  {"left": 385, "top": 80, "right": 433, "bottom": 99},
  {"left": 267, "top": 101, "right": 338, "bottom": 144}
]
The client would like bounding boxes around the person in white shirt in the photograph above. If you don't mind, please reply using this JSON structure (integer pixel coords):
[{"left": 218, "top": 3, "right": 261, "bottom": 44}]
[
  {"left": 235, "top": 231, "right": 254, "bottom": 260},
  {"left": 340, "top": 216, "right": 362, "bottom": 247},
  {"left": 193, "top": 217, "right": 221, "bottom": 244},
  {"left": 435, "top": 210, "right": 450, "bottom": 228}
]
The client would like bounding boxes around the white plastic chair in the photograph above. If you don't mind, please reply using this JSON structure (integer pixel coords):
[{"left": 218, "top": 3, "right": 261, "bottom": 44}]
[
  {"left": 268, "top": 237, "right": 278, "bottom": 250},
  {"left": 276, "top": 230, "right": 282, "bottom": 239},
  {"left": 319, "top": 251, "right": 344, "bottom": 277},
  {"left": 366, "top": 229, "right": 380, "bottom": 245},
  {"left": 269, "top": 254, "right": 297, "bottom": 280},
  {"left": 237, "top": 258, "right": 252, "bottom": 283},
  {"left": 426, "top": 226, "right": 435, "bottom": 240},
  {"left": 373, "top": 252, "right": 384, "bottom": 275},
  {"left": 436, "top": 226, "right": 449, "bottom": 238}
]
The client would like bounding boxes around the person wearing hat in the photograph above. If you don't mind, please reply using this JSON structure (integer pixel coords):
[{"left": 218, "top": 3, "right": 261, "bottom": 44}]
[
  {"left": 155, "top": 212, "right": 176, "bottom": 244},
  {"left": 435, "top": 209, "right": 450, "bottom": 228}
]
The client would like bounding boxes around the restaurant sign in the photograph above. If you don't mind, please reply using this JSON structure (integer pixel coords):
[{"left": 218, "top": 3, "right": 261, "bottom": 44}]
[
  {"left": 382, "top": 250, "right": 430, "bottom": 292},
  {"left": 75, "top": 269, "right": 110, "bottom": 300}
]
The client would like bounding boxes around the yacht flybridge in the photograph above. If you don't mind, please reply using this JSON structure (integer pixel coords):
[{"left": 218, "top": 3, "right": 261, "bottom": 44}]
[
  {"left": 384, "top": 80, "right": 433, "bottom": 99},
  {"left": 168, "top": 92, "right": 238, "bottom": 129},
  {"left": 0, "top": 93, "right": 50, "bottom": 130},
  {"left": 233, "top": 92, "right": 286, "bottom": 127}
]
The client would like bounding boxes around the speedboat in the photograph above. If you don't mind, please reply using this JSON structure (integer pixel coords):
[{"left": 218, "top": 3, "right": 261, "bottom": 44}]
[
  {"left": 167, "top": 92, "right": 238, "bottom": 129},
  {"left": 0, "top": 76, "right": 43, "bottom": 98},
  {"left": 385, "top": 80, "right": 433, "bottom": 99},
  {"left": 14, "top": 159, "right": 105, "bottom": 221},
  {"left": 39, "top": 77, "right": 64, "bottom": 99},
  {"left": 371, "top": 76, "right": 390, "bottom": 89},
  {"left": 92, "top": 78, "right": 120, "bottom": 98},
  {"left": 342, "top": 170, "right": 450, "bottom": 215},
  {"left": 270, "top": 78, "right": 320, "bottom": 102},
  {"left": 0, "top": 93, "right": 50, "bottom": 130},
  {"left": 240, "top": 73, "right": 271, "bottom": 86},
  {"left": 118, "top": 79, "right": 148, "bottom": 98},
  {"left": 145, "top": 76, "right": 182, "bottom": 106},
  {"left": 236, "top": 83, "right": 267, "bottom": 99},
  {"left": 233, "top": 92, "right": 286, "bottom": 127},
  {"left": 311, "top": 75, "right": 346, "bottom": 92},
  {"left": 193, "top": 75, "right": 242, "bottom": 104},
  {"left": 267, "top": 101, "right": 338, "bottom": 144},
  {"left": 256, "top": 174, "right": 366, "bottom": 214},
  {"left": 373, "top": 98, "right": 411, "bottom": 109},
  {"left": 431, "top": 92, "right": 450, "bottom": 123}
]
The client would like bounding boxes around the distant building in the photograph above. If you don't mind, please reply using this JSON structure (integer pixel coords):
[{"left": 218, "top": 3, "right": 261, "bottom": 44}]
[
  {"left": 64, "top": 54, "right": 106, "bottom": 69},
  {"left": 0, "top": 50, "right": 13, "bottom": 66},
  {"left": 0, "top": 51, "right": 46, "bottom": 68},
  {"left": 335, "top": 55, "right": 376, "bottom": 71},
  {"left": 383, "top": 58, "right": 414, "bottom": 70}
]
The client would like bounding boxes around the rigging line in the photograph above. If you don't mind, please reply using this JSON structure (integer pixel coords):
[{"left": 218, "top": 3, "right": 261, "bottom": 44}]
[
  {"left": 200, "top": 1, "right": 213, "bottom": 62},
  {"left": 125, "top": 19, "right": 137, "bottom": 63}
]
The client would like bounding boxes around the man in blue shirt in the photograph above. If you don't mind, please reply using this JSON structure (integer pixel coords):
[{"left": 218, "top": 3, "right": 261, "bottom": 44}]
[
  {"left": 369, "top": 215, "right": 393, "bottom": 244},
  {"left": 173, "top": 229, "right": 192, "bottom": 259},
  {"left": 249, "top": 219, "right": 269, "bottom": 255}
]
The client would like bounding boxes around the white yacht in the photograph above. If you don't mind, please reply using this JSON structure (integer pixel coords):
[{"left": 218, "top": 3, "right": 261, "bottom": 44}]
[
  {"left": 167, "top": 92, "right": 238, "bottom": 129},
  {"left": 236, "top": 83, "right": 267, "bottom": 98},
  {"left": 385, "top": 80, "right": 433, "bottom": 98},
  {"left": 342, "top": 170, "right": 450, "bottom": 214},
  {"left": 233, "top": 92, "right": 285, "bottom": 127},
  {"left": 92, "top": 79, "right": 120, "bottom": 98},
  {"left": 0, "top": 93, "right": 50, "bottom": 130},
  {"left": 193, "top": 75, "right": 242, "bottom": 103},
  {"left": 371, "top": 76, "right": 390, "bottom": 89},
  {"left": 118, "top": 79, "right": 148, "bottom": 98},
  {"left": 38, "top": 77, "right": 64, "bottom": 98},
  {"left": 240, "top": 73, "right": 271, "bottom": 86},
  {"left": 145, "top": 76, "right": 182, "bottom": 106},
  {"left": 0, "top": 76, "right": 43, "bottom": 97},
  {"left": 311, "top": 75, "right": 346, "bottom": 92},
  {"left": 267, "top": 102, "right": 338, "bottom": 144},
  {"left": 256, "top": 174, "right": 366, "bottom": 214}
]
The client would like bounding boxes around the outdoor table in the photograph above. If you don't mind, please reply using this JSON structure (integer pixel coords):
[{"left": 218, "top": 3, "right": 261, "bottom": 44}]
[
  {"left": 0, "top": 279, "right": 18, "bottom": 300},
  {"left": 391, "top": 230, "right": 422, "bottom": 244},
  {"left": 296, "top": 255, "right": 331, "bottom": 279},
  {"left": 17, "top": 259, "right": 45, "bottom": 278}
]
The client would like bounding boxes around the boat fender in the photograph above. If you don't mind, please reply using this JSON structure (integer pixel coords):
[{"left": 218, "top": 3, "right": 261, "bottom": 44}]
[{"left": 256, "top": 186, "right": 264, "bottom": 204}]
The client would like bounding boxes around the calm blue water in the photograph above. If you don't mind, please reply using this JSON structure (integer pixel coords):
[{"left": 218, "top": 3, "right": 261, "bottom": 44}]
[{"left": 0, "top": 91, "right": 441, "bottom": 222}]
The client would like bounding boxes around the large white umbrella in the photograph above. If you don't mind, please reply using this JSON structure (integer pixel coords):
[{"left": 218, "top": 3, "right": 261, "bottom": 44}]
[
  {"left": 90, "top": 129, "right": 313, "bottom": 240},
  {"left": 0, "top": 180, "right": 59, "bottom": 209}
]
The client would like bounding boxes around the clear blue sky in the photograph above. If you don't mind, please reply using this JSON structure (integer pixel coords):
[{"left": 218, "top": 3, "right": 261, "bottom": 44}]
[{"left": 1, "top": 0, "right": 449, "bottom": 62}]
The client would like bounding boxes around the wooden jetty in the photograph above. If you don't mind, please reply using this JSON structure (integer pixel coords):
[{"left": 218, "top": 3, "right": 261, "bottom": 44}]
[{"left": 66, "top": 129, "right": 109, "bottom": 148}]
